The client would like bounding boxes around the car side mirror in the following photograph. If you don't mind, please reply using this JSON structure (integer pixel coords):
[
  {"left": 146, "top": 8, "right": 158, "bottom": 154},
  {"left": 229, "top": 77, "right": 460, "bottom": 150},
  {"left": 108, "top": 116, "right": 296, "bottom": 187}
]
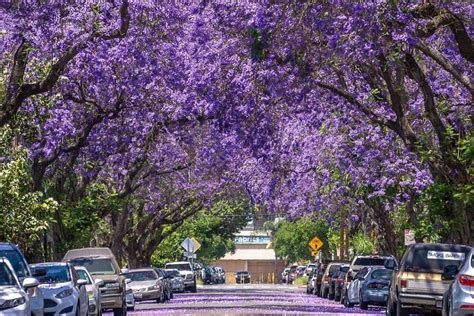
[
  {"left": 384, "top": 259, "right": 396, "bottom": 270},
  {"left": 77, "top": 279, "right": 88, "bottom": 287},
  {"left": 22, "top": 277, "right": 39, "bottom": 289},
  {"left": 442, "top": 265, "right": 458, "bottom": 281},
  {"left": 121, "top": 268, "right": 129, "bottom": 274},
  {"left": 94, "top": 279, "right": 104, "bottom": 287}
]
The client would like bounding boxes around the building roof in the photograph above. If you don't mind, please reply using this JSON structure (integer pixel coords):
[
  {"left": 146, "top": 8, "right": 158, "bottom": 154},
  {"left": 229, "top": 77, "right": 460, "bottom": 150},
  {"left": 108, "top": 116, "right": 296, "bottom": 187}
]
[{"left": 220, "top": 248, "right": 277, "bottom": 261}]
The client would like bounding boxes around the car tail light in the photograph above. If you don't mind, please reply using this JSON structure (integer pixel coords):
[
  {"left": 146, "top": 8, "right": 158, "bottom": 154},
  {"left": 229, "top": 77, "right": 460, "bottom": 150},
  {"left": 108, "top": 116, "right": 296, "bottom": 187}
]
[
  {"left": 459, "top": 275, "right": 474, "bottom": 287},
  {"left": 323, "top": 275, "right": 329, "bottom": 282},
  {"left": 460, "top": 304, "right": 474, "bottom": 310},
  {"left": 400, "top": 279, "right": 408, "bottom": 288},
  {"left": 367, "top": 283, "right": 387, "bottom": 289}
]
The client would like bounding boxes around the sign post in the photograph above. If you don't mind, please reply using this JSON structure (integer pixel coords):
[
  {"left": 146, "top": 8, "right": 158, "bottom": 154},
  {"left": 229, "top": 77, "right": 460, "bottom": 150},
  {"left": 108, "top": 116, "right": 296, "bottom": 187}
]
[
  {"left": 404, "top": 229, "right": 415, "bottom": 246},
  {"left": 181, "top": 237, "right": 201, "bottom": 265}
]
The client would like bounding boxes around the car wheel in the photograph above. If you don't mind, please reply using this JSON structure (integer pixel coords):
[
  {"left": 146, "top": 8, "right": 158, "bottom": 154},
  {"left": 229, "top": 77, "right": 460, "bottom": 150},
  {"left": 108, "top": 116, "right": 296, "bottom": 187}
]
[
  {"left": 344, "top": 294, "right": 354, "bottom": 308},
  {"left": 113, "top": 306, "right": 126, "bottom": 316},
  {"left": 170, "top": 292, "right": 174, "bottom": 299},
  {"left": 359, "top": 292, "right": 368, "bottom": 310}
]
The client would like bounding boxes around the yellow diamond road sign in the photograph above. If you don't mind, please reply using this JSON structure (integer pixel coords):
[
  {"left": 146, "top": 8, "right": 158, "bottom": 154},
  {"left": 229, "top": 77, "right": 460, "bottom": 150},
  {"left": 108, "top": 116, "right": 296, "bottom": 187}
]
[
  {"left": 191, "top": 237, "right": 201, "bottom": 252},
  {"left": 311, "top": 250, "right": 319, "bottom": 256},
  {"left": 308, "top": 236, "right": 324, "bottom": 252}
]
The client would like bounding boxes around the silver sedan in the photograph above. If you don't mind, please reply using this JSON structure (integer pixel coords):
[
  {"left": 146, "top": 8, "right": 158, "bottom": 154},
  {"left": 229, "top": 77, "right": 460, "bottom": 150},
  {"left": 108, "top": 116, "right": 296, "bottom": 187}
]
[{"left": 443, "top": 247, "right": 474, "bottom": 316}]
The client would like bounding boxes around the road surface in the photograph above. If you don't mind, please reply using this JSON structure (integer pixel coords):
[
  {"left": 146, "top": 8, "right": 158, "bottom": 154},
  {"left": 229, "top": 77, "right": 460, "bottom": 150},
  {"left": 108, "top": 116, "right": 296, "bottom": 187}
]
[{"left": 109, "top": 284, "right": 386, "bottom": 315}]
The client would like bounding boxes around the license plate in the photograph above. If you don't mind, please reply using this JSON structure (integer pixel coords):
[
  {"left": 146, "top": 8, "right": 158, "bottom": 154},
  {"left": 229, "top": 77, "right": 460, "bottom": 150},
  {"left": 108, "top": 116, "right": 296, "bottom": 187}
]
[{"left": 436, "top": 300, "right": 442, "bottom": 309}]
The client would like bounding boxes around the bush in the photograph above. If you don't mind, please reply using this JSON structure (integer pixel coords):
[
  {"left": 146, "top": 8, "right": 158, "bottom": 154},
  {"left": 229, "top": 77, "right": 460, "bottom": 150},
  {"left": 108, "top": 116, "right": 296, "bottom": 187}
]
[{"left": 293, "top": 276, "right": 308, "bottom": 286}]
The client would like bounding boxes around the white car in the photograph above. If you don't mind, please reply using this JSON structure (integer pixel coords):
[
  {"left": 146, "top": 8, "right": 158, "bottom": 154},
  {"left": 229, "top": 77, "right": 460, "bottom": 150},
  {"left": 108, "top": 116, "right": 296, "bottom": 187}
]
[
  {"left": 75, "top": 266, "right": 103, "bottom": 316},
  {"left": 0, "top": 257, "right": 39, "bottom": 315},
  {"left": 0, "top": 243, "right": 44, "bottom": 315},
  {"left": 125, "top": 280, "right": 135, "bottom": 311},
  {"left": 165, "top": 262, "right": 196, "bottom": 292},
  {"left": 30, "top": 262, "right": 88, "bottom": 316}
]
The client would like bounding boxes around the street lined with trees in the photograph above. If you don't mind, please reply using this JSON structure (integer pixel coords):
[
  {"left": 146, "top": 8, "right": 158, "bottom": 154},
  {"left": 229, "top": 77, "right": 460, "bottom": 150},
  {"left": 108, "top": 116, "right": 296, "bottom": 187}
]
[{"left": 0, "top": 0, "right": 472, "bottom": 301}]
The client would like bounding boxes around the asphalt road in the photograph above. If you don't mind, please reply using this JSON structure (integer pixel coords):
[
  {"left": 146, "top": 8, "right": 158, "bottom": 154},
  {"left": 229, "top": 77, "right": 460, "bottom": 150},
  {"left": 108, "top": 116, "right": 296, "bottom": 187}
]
[{"left": 112, "top": 284, "right": 386, "bottom": 315}]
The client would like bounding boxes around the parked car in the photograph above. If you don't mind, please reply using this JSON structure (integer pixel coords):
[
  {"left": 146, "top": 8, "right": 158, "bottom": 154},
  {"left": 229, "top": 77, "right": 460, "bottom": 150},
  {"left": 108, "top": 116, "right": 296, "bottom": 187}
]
[
  {"left": 328, "top": 264, "right": 349, "bottom": 301},
  {"left": 320, "top": 262, "right": 347, "bottom": 298},
  {"left": 164, "top": 269, "right": 185, "bottom": 293},
  {"left": 288, "top": 265, "right": 298, "bottom": 284},
  {"left": 341, "top": 255, "right": 393, "bottom": 305},
  {"left": 345, "top": 266, "right": 393, "bottom": 309},
  {"left": 386, "top": 243, "right": 471, "bottom": 316},
  {"left": 214, "top": 267, "right": 226, "bottom": 284},
  {"left": 314, "top": 263, "right": 327, "bottom": 296},
  {"left": 359, "top": 267, "right": 393, "bottom": 309},
  {"left": 297, "top": 266, "right": 306, "bottom": 277},
  {"left": 125, "top": 268, "right": 164, "bottom": 303},
  {"left": 305, "top": 263, "right": 316, "bottom": 276},
  {"left": 63, "top": 247, "right": 128, "bottom": 316},
  {"left": 442, "top": 246, "right": 474, "bottom": 316},
  {"left": 344, "top": 266, "right": 369, "bottom": 307},
  {"left": 30, "top": 262, "right": 89, "bottom": 316},
  {"left": 202, "top": 266, "right": 214, "bottom": 285},
  {"left": 210, "top": 267, "right": 220, "bottom": 284},
  {"left": 306, "top": 270, "right": 314, "bottom": 294},
  {"left": 125, "top": 280, "right": 135, "bottom": 311},
  {"left": 164, "top": 261, "right": 196, "bottom": 292},
  {"left": 0, "top": 257, "right": 38, "bottom": 315},
  {"left": 235, "top": 271, "right": 251, "bottom": 284},
  {"left": 154, "top": 268, "right": 172, "bottom": 300},
  {"left": 334, "top": 269, "right": 347, "bottom": 302},
  {"left": 75, "top": 266, "right": 104, "bottom": 316},
  {"left": 0, "top": 242, "right": 44, "bottom": 316},
  {"left": 281, "top": 268, "right": 290, "bottom": 284}
]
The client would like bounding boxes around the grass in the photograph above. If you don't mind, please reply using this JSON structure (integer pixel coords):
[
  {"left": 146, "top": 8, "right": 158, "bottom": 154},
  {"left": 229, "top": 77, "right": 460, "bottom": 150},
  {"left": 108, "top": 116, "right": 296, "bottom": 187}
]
[
  {"left": 196, "top": 279, "right": 204, "bottom": 285},
  {"left": 293, "top": 276, "right": 309, "bottom": 286}
]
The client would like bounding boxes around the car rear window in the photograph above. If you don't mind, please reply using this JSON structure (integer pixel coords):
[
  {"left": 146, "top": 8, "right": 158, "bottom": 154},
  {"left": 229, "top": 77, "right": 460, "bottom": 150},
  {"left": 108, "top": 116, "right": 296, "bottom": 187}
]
[
  {"left": 353, "top": 258, "right": 386, "bottom": 266},
  {"left": 371, "top": 269, "right": 393, "bottom": 280},
  {"left": 405, "top": 248, "right": 467, "bottom": 273}
]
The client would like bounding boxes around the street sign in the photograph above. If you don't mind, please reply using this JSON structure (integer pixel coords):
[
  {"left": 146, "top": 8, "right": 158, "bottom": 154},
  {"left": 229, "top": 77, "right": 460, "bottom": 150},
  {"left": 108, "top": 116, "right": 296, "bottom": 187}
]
[
  {"left": 191, "top": 237, "right": 201, "bottom": 252},
  {"left": 181, "top": 238, "right": 196, "bottom": 253},
  {"left": 404, "top": 229, "right": 415, "bottom": 246},
  {"left": 181, "top": 237, "right": 201, "bottom": 253},
  {"left": 308, "top": 236, "right": 324, "bottom": 252},
  {"left": 311, "top": 250, "right": 319, "bottom": 256}
]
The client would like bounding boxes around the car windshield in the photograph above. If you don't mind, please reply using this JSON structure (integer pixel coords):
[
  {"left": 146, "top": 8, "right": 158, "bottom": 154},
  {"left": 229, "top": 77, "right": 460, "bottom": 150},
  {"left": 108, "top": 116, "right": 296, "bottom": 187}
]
[
  {"left": 165, "top": 270, "right": 181, "bottom": 278},
  {"left": 405, "top": 249, "right": 467, "bottom": 273},
  {"left": 353, "top": 258, "right": 386, "bottom": 266},
  {"left": 0, "top": 263, "right": 17, "bottom": 286},
  {"left": 371, "top": 269, "right": 393, "bottom": 280},
  {"left": 76, "top": 269, "right": 92, "bottom": 284},
  {"left": 33, "top": 265, "right": 71, "bottom": 284},
  {"left": 165, "top": 263, "right": 192, "bottom": 271},
  {"left": 236, "top": 271, "right": 249, "bottom": 275},
  {"left": 69, "top": 258, "right": 116, "bottom": 275},
  {"left": 126, "top": 271, "right": 157, "bottom": 281},
  {"left": 0, "top": 250, "right": 29, "bottom": 279}
]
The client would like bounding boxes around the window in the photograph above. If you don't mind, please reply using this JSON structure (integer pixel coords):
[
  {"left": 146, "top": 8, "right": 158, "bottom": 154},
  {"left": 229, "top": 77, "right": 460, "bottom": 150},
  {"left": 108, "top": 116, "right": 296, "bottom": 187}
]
[
  {"left": 76, "top": 269, "right": 92, "bottom": 284},
  {"left": 126, "top": 271, "right": 157, "bottom": 282},
  {"left": 405, "top": 248, "right": 468, "bottom": 273},
  {"left": 165, "top": 263, "right": 192, "bottom": 271},
  {"left": 69, "top": 258, "right": 116, "bottom": 275},
  {"left": 353, "top": 258, "right": 386, "bottom": 266},
  {"left": 371, "top": 269, "right": 393, "bottom": 280},
  {"left": 0, "top": 250, "right": 29, "bottom": 279},
  {"left": 32, "top": 265, "right": 71, "bottom": 284},
  {"left": 0, "top": 263, "right": 16, "bottom": 286},
  {"left": 165, "top": 270, "right": 181, "bottom": 278}
]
